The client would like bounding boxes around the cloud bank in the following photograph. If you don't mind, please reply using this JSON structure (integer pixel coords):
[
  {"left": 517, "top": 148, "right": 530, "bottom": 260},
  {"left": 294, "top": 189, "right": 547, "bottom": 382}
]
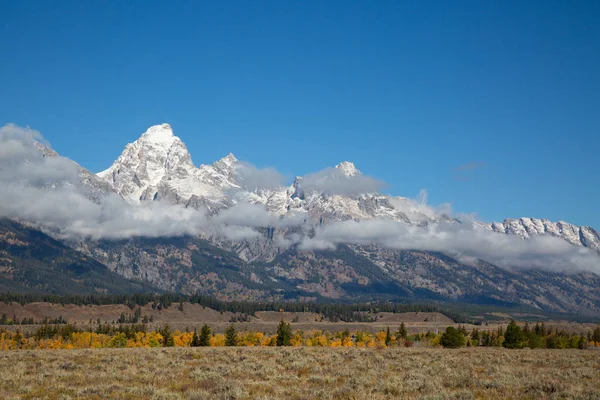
[
  {"left": 299, "top": 219, "right": 600, "bottom": 274},
  {"left": 1, "top": 123, "right": 598, "bottom": 274},
  {"left": 0, "top": 124, "right": 208, "bottom": 240},
  {"left": 299, "top": 167, "right": 386, "bottom": 196},
  {"left": 234, "top": 161, "right": 287, "bottom": 191}
]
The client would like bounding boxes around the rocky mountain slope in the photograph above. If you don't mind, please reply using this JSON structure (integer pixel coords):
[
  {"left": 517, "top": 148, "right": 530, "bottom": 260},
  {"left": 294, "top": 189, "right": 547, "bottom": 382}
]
[
  {"left": 2, "top": 216, "right": 599, "bottom": 315},
  {"left": 34, "top": 142, "right": 114, "bottom": 203},
  {"left": 83, "top": 124, "right": 600, "bottom": 314},
  {"left": 1, "top": 122, "right": 599, "bottom": 316},
  {"left": 0, "top": 218, "right": 152, "bottom": 294}
]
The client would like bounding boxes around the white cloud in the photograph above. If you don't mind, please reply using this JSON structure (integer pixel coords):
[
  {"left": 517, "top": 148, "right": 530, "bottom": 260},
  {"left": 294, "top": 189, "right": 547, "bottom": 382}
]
[
  {"left": 211, "top": 202, "right": 306, "bottom": 229},
  {"left": 0, "top": 124, "right": 208, "bottom": 240},
  {"left": 1, "top": 123, "right": 598, "bottom": 275},
  {"left": 217, "top": 225, "right": 262, "bottom": 242},
  {"left": 212, "top": 203, "right": 273, "bottom": 228},
  {"left": 234, "top": 161, "right": 287, "bottom": 191},
  {"left": 299, "top": 167, "right": 386, "bottom": 196},
  {"left": 299, "top": 219, "right": 600, "bottom": 274},
  {"left": 298, "top": 237, "right": 336, "bottom": 251}
]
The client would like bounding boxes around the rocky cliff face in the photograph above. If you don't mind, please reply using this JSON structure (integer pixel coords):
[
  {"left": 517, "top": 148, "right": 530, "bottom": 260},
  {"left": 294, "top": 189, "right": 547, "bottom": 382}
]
[
  {"left": 71, "top": 235, "right": 600, "bottom": 315},
  {"left": 0, "top": 218, "right": 152, "bottom": 294},
  {"left": 3, "top": 123, "right": 600, "bottom": 316}
]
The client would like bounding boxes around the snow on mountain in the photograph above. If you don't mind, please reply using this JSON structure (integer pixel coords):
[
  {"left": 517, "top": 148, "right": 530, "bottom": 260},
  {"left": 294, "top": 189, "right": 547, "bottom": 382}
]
[
  {"left": 97, "top": 124, "right": 241, "bottom": 209},
  {"left": 96, "top": 124, "right": 599, "bottom": 253},
  {"left": 475, "top": 218, "right": 600, "bottom": 252},
  {"left": 336, "top": 161, "right": 360, "bottom": 177},
  {"left": 235, "top": 160, "right": 447, "bottom": 225},
  {"left": 7, "top": 123, "right": 600, "bottom": 311},
  {"left": 31, "top": 141, "right": 113, "bottom": 202},
  {"left": 97, "top": 125, "right": 424, "bottom": 223}
]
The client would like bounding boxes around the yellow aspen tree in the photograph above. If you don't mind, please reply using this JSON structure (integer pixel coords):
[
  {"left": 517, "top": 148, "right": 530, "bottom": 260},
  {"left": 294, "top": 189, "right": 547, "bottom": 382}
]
[
  {"left": 174, "top": 331, "right": 193, "bottom": 347},
  {"left": 290, "top": 333, "right": 304, "bottom": 346},
  {"left": 254, "top": 332, "right": 264, "bottom": 345},
  {"left": 376, "top": 331, "right": 388, "bottom": 348},
  {"left": 318, "top": 334, "right": 329, "bottom": 347},
  {"left": 210, "top": 334, "right": 225, "bottom": 346},
  {"left": 261, "top": 335, "right": 273, "bottom": 346}
]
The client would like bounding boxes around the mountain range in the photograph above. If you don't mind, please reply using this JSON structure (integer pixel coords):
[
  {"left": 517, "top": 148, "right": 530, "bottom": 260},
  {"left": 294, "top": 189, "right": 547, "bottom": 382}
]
[{"left": 0, "top": 123, "right": 599, "bottom": 317}]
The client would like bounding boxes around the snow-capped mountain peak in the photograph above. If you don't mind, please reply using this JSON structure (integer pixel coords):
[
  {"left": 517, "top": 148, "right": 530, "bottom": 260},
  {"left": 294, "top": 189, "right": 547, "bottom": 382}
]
[
  {"left": 97, "top": 125, "right": 243, "bottom": 206},
  {"left": 94, "top": 124, "right": 600, "bottom": 254},
  {"left": 335, "top": 161, "right": 360, "bottom": 177},
  {"left": 141, "top": 123, "right": 176, "bottom": 149},
  {"left": 97, "top": 124, "right": 196, "bottom": 203},
  {"left": 144, "top": 123, "right": 173, "bottom": 137},
  {"left": 213, "top": 153, "right": 239, "bottom": 172}
]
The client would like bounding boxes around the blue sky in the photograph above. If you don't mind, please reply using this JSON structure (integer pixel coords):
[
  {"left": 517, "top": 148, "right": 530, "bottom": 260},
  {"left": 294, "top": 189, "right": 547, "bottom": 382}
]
[{"left": 1, "top": 1, "right": 599, "bottom": 227}]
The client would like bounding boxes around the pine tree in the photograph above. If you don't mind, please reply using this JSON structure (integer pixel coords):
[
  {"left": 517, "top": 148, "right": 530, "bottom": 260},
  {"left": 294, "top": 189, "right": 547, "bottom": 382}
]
[
  {"left": 440, "top": 326, "right": 466, "bottom": 348},
  {"left": 397, "top": 322, "right": 407, "bottom": 339},
  {"left": 471, "top": 328, "right": 480, "bottom": 344},
  {"left": 199, "top": 324, "right": 212, "bottom": 347},
  {"left": 191, "top": 329, "right": 200, "bottom": 347},
  {"left": 503, "top": 320, "right": 524, "bottom": 349},
  {"left": 385, "top": 327, "right": 392, "bottom": 346},
  {"left": 134, "top": 307, "right": 142, "bottom": 323},
  {"left": 276, "top": 320, "right": 292, "bottom": 346},
  {"left": 160, "top": 324, "right": 175, "bottom": 347},
  {"left": 540, "top": 322, "right": 547, "bottom": 336},
  {"left": 592, "top": 327, "right": 600, "bottom": 343},
  {"left": 481, "top": 331, "right": 491, "bottom": 347},
  {"left": 225, "top": 324, "right": 237, "bottom": 346},
  {"left": 577, "top": 334, "right": 587, "bottom": 350}
]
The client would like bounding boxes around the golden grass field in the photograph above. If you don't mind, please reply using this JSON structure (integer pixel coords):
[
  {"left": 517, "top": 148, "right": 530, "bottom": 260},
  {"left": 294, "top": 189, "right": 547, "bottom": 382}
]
[{"left": 0, "top": 347, "right": 598, "bottom": 399}]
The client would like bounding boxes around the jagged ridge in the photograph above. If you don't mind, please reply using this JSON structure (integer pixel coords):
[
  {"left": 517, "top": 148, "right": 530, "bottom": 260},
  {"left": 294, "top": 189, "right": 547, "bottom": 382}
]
[{"left": 96, "top": 124, "right": 600, "bottom": 251}]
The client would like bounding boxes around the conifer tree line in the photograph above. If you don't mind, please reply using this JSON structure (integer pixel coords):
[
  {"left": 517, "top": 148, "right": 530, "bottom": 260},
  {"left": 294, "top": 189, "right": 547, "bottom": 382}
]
[
  {"left": 0, "top": 292, "right": 473, "bottom": 323},
  {"left": 437, "top": 320, "right": 600, "bottom": 349},
  {"left": 0, "top": 319, "right": 599, "bottom": 351},
  {"left": 0, "top": 313, "right": 66, "bottom": 326}
]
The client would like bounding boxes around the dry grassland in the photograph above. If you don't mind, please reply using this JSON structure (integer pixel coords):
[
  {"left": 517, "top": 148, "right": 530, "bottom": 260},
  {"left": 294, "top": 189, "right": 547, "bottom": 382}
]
[
  {"left": 0, "top": 302, "right": 459, "bottom": 334},
  {"left": 0, "top": 347, "right": 598, "bottom": 399}
]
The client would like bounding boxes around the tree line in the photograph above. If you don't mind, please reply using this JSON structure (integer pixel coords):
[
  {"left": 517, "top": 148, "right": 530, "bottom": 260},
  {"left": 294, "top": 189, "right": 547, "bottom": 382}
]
[
  {"left": 0, "top": 292, "right": 470, "bottom": 323},
  {"left": 1, "top": 320, "right": 599, "bottom": 351},
  {"left": 437, "top": 321, "right": 600, "bottom": 349},
  {"left": 0, "top": 313, "right": 66, "bottom": 326}
]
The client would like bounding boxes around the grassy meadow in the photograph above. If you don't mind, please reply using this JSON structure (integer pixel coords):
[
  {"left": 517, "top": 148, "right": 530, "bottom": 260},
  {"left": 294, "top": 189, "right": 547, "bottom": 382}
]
[{"left": 0, "top": 347, "right": 598, "bottom": 400}]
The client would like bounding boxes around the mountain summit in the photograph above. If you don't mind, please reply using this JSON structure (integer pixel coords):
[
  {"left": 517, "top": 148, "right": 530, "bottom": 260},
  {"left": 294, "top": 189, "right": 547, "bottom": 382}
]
[
  {"left": 95, "top": 124, "right": 600, "bottom": 252},
  {"left": 2, "top": 122, "right": 600, "bottom": 315},
  {"left": 335, "top": 161, "right": 361, "bottom": 177},
  {"left": 97, "top": 124, "right": 195, "bottom": 203},
  {"left": 97, "top": 124, "right": 241, "bottom": 206}
]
